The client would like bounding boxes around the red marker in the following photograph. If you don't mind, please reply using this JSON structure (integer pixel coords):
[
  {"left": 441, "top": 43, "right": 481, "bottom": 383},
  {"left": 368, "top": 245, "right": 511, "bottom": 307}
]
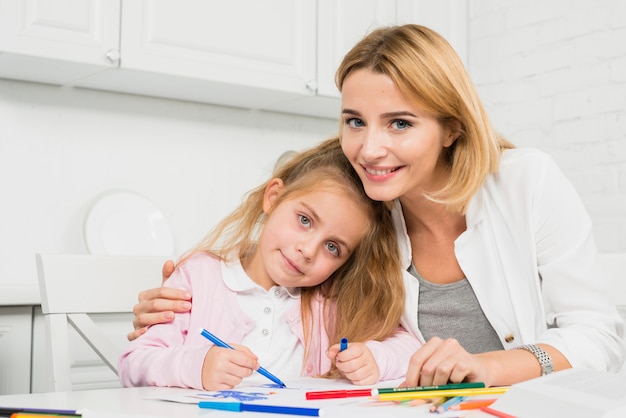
[{"left": 305, "top": 389, "right": 373, "bottom": 400}]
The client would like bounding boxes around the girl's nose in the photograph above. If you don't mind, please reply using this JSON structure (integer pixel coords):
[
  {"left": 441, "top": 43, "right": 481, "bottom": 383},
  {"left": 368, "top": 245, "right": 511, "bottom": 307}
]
[{"left": 296, "top": 239, "right": 316, "bottom": 262}]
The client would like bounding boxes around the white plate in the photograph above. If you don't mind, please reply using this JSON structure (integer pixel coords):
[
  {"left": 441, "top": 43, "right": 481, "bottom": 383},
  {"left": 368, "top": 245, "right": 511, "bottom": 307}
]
[{"left": 84, "top": 191, "right": 174, "bottom": 256}]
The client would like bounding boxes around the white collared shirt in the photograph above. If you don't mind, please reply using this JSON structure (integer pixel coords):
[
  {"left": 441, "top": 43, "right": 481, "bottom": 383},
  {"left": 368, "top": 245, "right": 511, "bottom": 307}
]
[{"left": 221, "top": 261, "right": 304, "bottom": 380}]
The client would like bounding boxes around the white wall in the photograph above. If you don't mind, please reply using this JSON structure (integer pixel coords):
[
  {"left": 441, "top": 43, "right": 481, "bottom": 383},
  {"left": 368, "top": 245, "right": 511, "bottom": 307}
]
[
  {"left": 469, "top": 0, "right": 626, "bottom": 251},
  {"left": 2, "top": 0, "right": 626, "bottom": 293},
  {"left": 0, "top": 79, "right": 337, "bottom": 292}
]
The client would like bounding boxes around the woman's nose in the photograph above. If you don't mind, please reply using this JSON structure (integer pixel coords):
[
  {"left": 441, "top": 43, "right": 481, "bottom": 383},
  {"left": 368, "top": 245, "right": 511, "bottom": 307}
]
[{"left": 361, "top": 130, "right": 387, "bottom": 160}]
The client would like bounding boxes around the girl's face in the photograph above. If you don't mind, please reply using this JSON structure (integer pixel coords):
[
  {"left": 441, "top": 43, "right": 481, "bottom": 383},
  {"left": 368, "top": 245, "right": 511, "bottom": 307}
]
[
  {"left": 246, "top": 180, "right": 369, "bottom": 290},
  {"left": 340, "top": 69, "right": 457, "bottom": 203}
]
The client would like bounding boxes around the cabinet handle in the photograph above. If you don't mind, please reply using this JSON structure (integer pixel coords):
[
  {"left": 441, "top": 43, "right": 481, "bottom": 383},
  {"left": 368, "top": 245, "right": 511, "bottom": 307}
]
[
  {"left": 106, "top": 49, "right": 121, "bottom": 64},
  {"left": 305, "top": 80, "right": 318, "bottom": 93}
]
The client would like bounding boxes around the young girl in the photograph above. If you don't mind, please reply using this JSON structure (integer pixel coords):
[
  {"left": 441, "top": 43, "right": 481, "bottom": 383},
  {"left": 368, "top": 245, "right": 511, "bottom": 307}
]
[{"left": 118, "top": 137, "right": 419, "bottom": 390}]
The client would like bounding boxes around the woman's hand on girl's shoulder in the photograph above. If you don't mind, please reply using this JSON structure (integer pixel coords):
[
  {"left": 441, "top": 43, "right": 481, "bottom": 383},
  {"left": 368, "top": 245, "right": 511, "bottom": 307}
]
[{"left": 127, "top": 260, "right": 192, "bottom": 341}]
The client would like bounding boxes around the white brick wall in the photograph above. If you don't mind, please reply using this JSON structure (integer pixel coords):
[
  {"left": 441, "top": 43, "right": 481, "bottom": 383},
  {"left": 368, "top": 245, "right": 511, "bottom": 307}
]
[{"left": 469, "top": 0, "right": 626, "bottom": 251}]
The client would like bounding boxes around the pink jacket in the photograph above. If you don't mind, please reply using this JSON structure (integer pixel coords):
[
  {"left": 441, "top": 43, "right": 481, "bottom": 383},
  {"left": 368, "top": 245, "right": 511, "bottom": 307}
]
[{"left": 118, "top": 253, "right": 420, "bottom": 389}]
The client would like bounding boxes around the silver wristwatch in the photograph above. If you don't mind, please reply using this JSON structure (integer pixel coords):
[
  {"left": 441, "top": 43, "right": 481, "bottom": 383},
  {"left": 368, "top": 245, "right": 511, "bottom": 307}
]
[{"left": 516, "top": 344, "right": 554, "bottom": 376}]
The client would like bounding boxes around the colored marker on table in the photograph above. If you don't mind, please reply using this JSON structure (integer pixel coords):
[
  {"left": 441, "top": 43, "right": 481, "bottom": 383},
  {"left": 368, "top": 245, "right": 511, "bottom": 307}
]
[
  {"left": 199, "top": 328, "right": 287, "bottom": 388},
  {"left": 305, "top": 388, "right": 372, "bottom": 400},
  {"left": 305, "top": 381, "right": 486, "bottom": 401},
  {"left": 428, "top": 397, "right": 450, "bottom": 413},
  {"left": 198, "top": 401, "right": 323, "bottom": 417},
  {"left": 10, "top": 414, "right": 79, "bottom": 418},
  {"left": 339, "top": 337, "right": 348, "bottom": 352},
  {"left": 372, "top": 381, "right": 485, "bottom": 396},
  {"left": 0, "top": 408, "right": 80, "bottom": 417},
  {"left": 436, "top": 396, "right": 466, "bottom": 413},
  {"left": 375, "top": 386, "right": 509, "bottom": 402},
  {"left": 449, "top": 398, "right": 497, "bottom": 410}
]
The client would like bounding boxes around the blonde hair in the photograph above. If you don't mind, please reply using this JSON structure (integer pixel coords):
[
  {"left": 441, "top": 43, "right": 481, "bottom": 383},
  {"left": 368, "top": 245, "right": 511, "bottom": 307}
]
[
  {"left": 336, "top": 24, "right": 514, "bottom": 213},
  {"left": 180, "top": 137, "right": 404, "bottom": 378}
]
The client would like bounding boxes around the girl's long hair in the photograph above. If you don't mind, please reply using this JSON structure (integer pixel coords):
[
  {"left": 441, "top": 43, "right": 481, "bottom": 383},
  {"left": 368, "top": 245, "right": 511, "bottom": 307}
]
[
  {"left": 179, "top": 137, "right": 404, "bottom": 377},
  {"left": 336, "top": 24, "right": 515, "bottom": 214}
]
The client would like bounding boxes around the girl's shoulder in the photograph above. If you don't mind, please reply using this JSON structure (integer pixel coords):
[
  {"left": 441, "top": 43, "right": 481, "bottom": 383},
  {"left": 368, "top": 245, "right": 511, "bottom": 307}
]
[
  {"left": 181, "top": 252, "right": 221, "bottom": 269},
  {"left": 169, "top": 252, "right": 224, "bottom": 290}
]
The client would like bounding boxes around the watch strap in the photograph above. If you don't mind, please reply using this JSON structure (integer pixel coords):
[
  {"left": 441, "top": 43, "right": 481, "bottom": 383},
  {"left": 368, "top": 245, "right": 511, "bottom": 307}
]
[{"left": 516, "top": 344, "right": 554, "bottom": 376}]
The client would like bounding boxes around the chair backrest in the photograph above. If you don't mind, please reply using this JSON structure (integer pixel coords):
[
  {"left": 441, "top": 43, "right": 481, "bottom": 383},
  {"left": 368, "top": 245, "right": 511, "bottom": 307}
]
[{"left": 36, "top": 253, "right": 167, "bottom": 392}]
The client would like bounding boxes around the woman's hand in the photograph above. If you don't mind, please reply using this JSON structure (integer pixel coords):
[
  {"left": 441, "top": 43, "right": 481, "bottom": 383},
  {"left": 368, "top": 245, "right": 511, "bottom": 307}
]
[
  {"left": 400, "top": 337, "right": 489, "bottom": 387},
  {"left": 327, "top": 342, "right": 380, "bottom": 385},
  {"left": 127, "top": 260, "right": 192, "bottom": 341},
  {"left": 202, "top": 344, "right": 259, "bottom": 390}
]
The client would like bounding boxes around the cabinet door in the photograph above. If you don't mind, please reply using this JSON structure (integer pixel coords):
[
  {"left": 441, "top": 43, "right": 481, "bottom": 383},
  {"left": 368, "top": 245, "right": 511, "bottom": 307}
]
[
  {"left": 316, "top": 0, "right": 397, "bottom": 99},
  {"left": 115, "top": 0, "right": 316, "bottom": 97},
  {"left": 0, "top": 307, "right": 32, "bottom": 395},
  {"left": 0, "top": 0, "right": 121, "bottom": 85}
]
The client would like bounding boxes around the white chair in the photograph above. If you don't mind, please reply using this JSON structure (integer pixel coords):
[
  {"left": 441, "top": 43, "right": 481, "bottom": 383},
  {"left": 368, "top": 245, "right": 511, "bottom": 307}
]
[
  {"left": 36, "top": 253, "right": 167, "bottom": 392},
  {"left": 597, "top": 253, "right": 626, "bottom": 372}
]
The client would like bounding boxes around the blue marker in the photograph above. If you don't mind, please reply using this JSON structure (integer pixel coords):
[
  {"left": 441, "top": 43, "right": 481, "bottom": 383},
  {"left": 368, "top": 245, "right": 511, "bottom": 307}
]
[
  {"left": 199, "top": 328, "right": 287, "bottom": 388},
  {"left": 339, "top": 337, "right": 348, "bottom": 352},
  {"left": 199, "top": 401, "right": 323, "bottom": 416},
  {"left": 436, "top": 396, "right": 467, "bottom": 413}
]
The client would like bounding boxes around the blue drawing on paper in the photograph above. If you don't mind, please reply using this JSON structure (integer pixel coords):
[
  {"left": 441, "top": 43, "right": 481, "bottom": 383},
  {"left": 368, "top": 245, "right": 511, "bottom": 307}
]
[{"left": 193, "top": 390, "right": 270, "bottom": 401}]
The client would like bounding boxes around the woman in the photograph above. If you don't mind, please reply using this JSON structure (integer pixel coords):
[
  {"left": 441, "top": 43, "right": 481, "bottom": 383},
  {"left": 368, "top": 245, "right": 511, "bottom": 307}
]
[{"left": 128, "top": 24, "right": 625, "bottom": 387}]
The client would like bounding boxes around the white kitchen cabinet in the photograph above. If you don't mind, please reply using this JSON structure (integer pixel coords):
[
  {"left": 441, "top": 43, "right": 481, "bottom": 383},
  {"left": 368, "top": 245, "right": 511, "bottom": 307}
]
[
  {"left": 0, "top": 306, "right": 32, "bottom": 395},
  {"left": 316, "top": 0, "right": 397, "bottom": 99},
  {"left": 0, "top": 0, "right": 120, "bottom": 85},
  {"left": 263, "top": 0, "right": 468, "bottom": 117},
  {"left": 0, "top": 0, "right": 467, "bottom": 119},
  {"left": 264, "top": 0, "right": 398, "bottom": 118},
  {"left": 77, "top": 0, "right": 319, "bottom": 115}
]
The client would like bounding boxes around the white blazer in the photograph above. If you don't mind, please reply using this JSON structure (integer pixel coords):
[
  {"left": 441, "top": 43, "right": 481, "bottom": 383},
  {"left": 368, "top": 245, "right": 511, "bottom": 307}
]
[{"left": 396, "top": 147, "right": 625, "bottom": 371}]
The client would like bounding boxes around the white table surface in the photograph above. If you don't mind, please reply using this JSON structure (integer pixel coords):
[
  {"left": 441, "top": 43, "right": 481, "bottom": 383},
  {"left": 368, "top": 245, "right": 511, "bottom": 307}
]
[{"left": 0, "top": 384, "right": 497, "bottom": 418}]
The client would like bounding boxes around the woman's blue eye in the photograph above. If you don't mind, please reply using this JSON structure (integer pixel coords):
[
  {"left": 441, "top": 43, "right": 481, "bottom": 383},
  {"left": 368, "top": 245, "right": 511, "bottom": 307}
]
[
  {"left": 326, "top": 242, "right": 340, "bottom": 256},
  {"left": 391, "top": 119, "right": 411, "bottom": 130},
  {"left": 346, "top": 118, "right": 364, "bottom": 128}
]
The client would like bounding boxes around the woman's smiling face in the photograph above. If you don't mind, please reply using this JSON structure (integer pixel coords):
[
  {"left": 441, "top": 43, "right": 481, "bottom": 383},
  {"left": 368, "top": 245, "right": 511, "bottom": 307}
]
[{"left": 340, "top": 68, "right": 457, "bottom": 202}]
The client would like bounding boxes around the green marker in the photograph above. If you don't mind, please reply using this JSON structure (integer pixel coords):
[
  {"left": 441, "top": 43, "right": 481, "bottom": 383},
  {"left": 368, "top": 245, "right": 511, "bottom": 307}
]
[{"left": 373, "top": 381, "right": 485, "bottom": 395}]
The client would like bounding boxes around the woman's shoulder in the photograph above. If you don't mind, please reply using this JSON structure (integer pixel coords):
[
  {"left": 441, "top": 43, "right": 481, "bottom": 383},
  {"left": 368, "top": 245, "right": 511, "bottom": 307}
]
[
  {"left": 500, "top": 147, "right": 554, "bottom": 168},
  {"left": 496, "top": 147, "right": 562, "bottom": 182}
]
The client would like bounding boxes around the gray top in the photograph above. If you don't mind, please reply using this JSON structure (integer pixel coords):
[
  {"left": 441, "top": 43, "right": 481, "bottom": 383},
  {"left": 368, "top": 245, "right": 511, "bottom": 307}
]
[{"left": 408, "top": 263, "right": 504, "bottom": 354}]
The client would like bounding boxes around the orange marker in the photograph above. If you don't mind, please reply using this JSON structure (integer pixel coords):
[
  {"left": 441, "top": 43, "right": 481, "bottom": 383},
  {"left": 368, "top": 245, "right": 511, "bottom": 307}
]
[
  {"left": 11, "top": 415, "right": 79, "bottom": 418},
  {"left": 449, "top": 398, "right": 497, "bottom": 410}
]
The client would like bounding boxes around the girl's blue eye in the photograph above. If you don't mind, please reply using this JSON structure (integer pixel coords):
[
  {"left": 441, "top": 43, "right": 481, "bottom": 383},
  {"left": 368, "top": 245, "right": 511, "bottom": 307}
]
[
  {"left": 391, "top": 119, "right": 411, "bottom": 130},
  {"left": 325, "top": 242, "right": 340, "bottom": 256},
  {"left": 346, "top": 118, "right": 364, "bottom": 128},
  {"left": 299, "top": 214, "right": 311, "bottom": 227}
]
